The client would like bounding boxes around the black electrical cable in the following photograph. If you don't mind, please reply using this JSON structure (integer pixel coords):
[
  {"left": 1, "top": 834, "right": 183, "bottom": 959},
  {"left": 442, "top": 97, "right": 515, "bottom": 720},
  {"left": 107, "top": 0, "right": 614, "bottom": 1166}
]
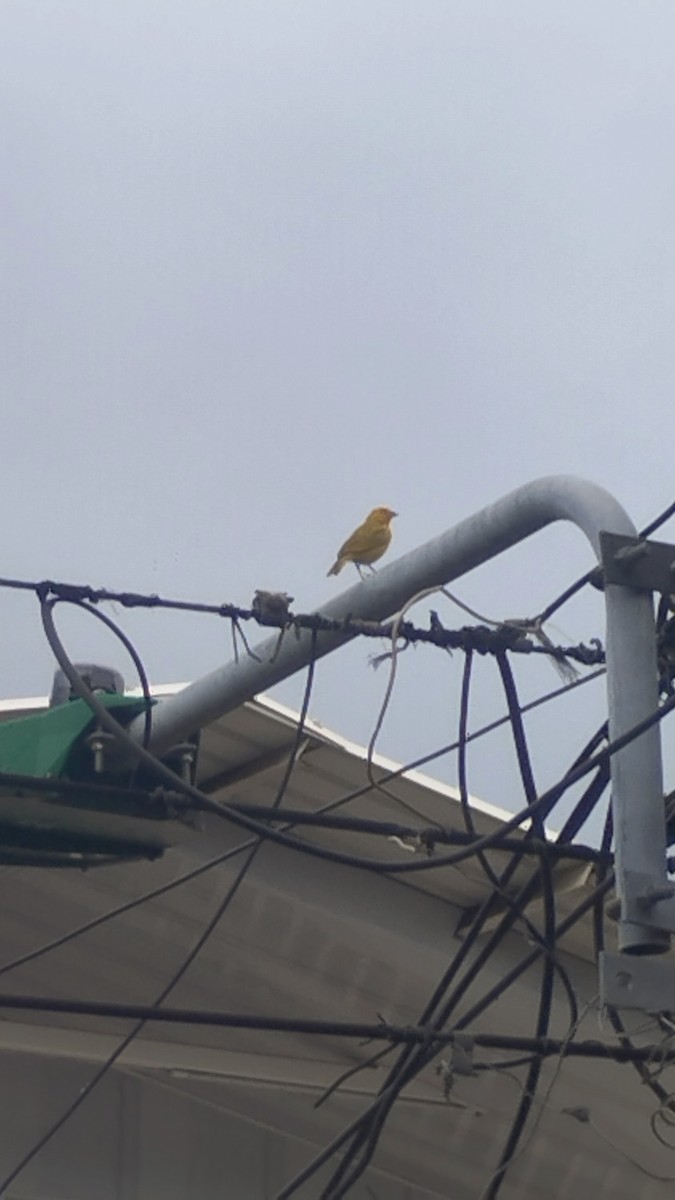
[
  {"left": 0, "top": 991, "right": 666, "bottom": 1063},
  {"left": 60, "top": 597, "right": 154, "bottom": 749},
  {"left": 313, "top": 1045, "right": 394, "bottom": 1112},
  {"left": 0, "top": 769, "right": 185, "bottom": 806},
  {"left": 2, "top": 501, "right": 667, "bottom": 1195},
  {"left": 0, "top": 841, "right": 259, "bottom": 979},
  {"left": 37, "top": 597, "right": 613, "bottom": 1199},
  {"left": 477, "top": 658, "right": 565, "bottom": 1200},
  {"left": 456, "top": 656, "right": 579, "bottom": 1025},
  {"left": 3, "top": 486, "right": 673, "bottom": 643},
  {"left": 636, "top": 499, "right": 675, "bottom": 540},
  {"left": 317, "top": 790, "right": 594, "bottom": 1199},
  {"left": 201, "top": 808, "right": 605, "bottom": 861},
  {"left": 342, "top": 647, "right": 588, "bottom": 1195},
  {"left": 328, "top": 855, "right": 559, "bottom": 1200},
  {"left": 39, "top": 598, "right": 675, "bottom": 877},
  {"left": 0, "top": 622, "right": 319, "bottom": 1196},
  {"left": 319, "top": 652, "right": 569, "bottom": 1197},
  {"left": 261, "top": 665, "right": 604, "bottom": 825},
  {"left": 456, "top": 878, "right": 614, "bottom": 1033},
  {"left": 429, "top": 762, "right": 611, "bottom": 1043},
  {"left": 555, "top": 762, "right": 610, "bottom": 845},
  {"left": 495, "top": 652, "right": 539, "bottom": 828},
  {"left": 0, "top": 672, "right": 605, "bottom": 988},
  {"left": 320, "top": 855, "right": 563, "bottom": 1198},
  {"left": 39, "top": 592, "right": 552, "bottom": 874},
  {"left": 286, "top": 676, "right": 621, "bottom": 1200},
  {"left": 26, "top": 549, "right": 662, "bottom": 1190},
  {"left": 0, "top": 572, "right": 605, "bottom": 673},
  {"left": 537, "top": 496, "right": 675, "bottom": 623},
  {"left": 324, "top": 844, "right": 569, "bottom": 1200},
  {"left": 0, "top": 845, "right": 265, "bottom": 1194},
  {"left": 216, "top": 498, "right": 675, "bottom": 1194},
  {"left": 274, "top": 872, "right": 616, "bottom": 1200},
  {"left": 481, "top": 842, "right": 556, "bottom": 1200},
  {"left": 323, "top": 649, "right": 584, "bottom": 1193},
  {"left": 0, "top": 675, "right": 605, "bottom": 829}
]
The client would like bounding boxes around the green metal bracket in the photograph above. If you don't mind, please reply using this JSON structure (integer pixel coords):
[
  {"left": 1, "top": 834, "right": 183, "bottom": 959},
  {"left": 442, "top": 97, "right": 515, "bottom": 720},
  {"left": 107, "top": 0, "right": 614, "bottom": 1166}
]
[
  {"left": 0, "top": 694, "right": 143, "bottom": 776},
  {"left": 0, "top": 696, "right": 199, "bottom": 866}
]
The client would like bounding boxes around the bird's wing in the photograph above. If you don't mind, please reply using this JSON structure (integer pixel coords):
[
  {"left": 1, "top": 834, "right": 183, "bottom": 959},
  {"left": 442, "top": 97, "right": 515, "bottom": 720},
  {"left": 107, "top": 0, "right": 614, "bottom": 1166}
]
[{"left": 338, "top": 523, "right": 390, "bottom": 561}]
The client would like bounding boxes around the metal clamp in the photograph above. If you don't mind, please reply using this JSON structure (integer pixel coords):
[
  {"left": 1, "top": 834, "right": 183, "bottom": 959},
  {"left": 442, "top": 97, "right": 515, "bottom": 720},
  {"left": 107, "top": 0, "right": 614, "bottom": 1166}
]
[
  {"left": 615, "top": 870, "right": 675, "bottom": 934},
  {"left": 601, "top": 950, "right": 675, "bottom": 1011},
  {"left": 600, "top": 531, "right": 675, "bottom": 594}
]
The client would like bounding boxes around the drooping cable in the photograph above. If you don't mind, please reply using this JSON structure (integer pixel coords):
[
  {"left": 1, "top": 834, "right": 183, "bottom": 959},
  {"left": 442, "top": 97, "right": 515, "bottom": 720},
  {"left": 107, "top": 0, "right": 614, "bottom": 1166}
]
[
  {"left": 0, "top": 616, "right": 318, "bottom": 1195},
  {"left": 318, "top": 651, "right": 569, "bottom": 1197},
  {"left": 0, "top": 672, "right": 604, "bottom": 985}
]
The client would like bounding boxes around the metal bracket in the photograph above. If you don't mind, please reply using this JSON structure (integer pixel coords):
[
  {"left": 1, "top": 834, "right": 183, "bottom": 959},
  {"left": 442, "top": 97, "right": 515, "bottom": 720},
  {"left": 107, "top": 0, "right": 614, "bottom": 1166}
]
[
  {"left": 600, "top": 531, "right": 675, "bottom": 593},
  {"left": 450, "top": 1033, "right": 474, "bottom": 1076},
  {"left": 617, "top": 870, "right": 675, "bottom": 934},
  {"left": 600, "top": 950, "right": 675, "bottom": 1011}
]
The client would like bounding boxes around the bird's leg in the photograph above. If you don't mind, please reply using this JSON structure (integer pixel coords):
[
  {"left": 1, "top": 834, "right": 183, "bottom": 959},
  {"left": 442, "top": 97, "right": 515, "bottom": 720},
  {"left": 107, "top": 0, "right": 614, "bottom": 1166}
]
[{"left": 356, "top": 564, "right": 366, "bottom": 580}]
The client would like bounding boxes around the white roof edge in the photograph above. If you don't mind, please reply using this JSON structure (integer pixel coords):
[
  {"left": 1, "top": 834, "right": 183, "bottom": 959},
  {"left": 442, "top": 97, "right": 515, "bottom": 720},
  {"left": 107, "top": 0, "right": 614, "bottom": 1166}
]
[
  {"left": 0, "top": 681, "right": 187, "bottom": 714},
  {"left": 245, "top": 694, "right": 517, "bottom": 826},
  {"left": 0, "top": 684, "right": 520, "bottom": 829}
]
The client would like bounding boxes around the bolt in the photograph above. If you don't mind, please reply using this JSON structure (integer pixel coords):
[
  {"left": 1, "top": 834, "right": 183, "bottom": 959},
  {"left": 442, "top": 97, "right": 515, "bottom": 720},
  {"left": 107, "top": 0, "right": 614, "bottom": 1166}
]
[
  {"left": 86, "top": 729, "right": 115, "bottom": 773},
  {"left": 90, "top": 736, "right": 105, "bottom": 772},
  {"left": 171, "top": 742, "right": 196, "bottom": 783}
]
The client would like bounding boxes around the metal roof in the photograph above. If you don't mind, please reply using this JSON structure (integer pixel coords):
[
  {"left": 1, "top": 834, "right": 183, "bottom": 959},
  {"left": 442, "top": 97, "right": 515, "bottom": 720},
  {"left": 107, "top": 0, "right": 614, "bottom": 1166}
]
[{"left": 0, "top": 686, "right": 670, "bottom": 1199}]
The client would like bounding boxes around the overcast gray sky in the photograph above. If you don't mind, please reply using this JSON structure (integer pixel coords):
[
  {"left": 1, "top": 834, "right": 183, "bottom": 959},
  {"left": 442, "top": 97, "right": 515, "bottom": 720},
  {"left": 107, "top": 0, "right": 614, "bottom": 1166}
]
[{"left": 4, "top": 1, "right": 675, "bottom": 813}]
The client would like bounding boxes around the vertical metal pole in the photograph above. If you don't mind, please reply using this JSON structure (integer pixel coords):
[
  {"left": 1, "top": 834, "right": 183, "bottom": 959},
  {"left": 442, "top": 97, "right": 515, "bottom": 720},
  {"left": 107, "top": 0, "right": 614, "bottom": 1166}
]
[{"left": 605, "top": 581, "right": 668, "bottom": 952}]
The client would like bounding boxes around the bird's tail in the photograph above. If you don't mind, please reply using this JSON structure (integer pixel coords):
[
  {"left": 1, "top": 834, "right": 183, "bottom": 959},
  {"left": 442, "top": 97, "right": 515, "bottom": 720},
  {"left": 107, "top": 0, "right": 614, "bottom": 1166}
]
[{"left": 327, "top": 559, "right": 344, "bottom": 576}]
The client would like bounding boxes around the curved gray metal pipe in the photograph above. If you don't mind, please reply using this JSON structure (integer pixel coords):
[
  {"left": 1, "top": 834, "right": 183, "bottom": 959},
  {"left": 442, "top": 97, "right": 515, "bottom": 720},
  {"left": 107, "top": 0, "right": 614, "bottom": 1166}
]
[{"left": 134, "top": 474, "right": 667, "bottom": 952}]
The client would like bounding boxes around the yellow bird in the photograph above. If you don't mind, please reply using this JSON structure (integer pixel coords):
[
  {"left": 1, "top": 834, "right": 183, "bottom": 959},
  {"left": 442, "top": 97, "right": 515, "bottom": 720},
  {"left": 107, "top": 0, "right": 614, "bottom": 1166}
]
[{"left": 327, "top": 506, "right": 397, "bottom": 578}]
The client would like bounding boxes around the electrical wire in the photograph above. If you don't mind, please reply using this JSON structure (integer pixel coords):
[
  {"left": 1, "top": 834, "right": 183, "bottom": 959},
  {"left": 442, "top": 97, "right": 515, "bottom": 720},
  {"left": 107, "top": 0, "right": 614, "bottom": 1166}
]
[
  {"left": 457, "top": 654, "right": 580, "bottom": 1016},
  {"left": 289, "top": 665, "right": 605, "bottom": 827},
  {"left": 479, "top": 840, "right": 556, "bottom": 1200},
  {"left": 0, "top": 669, "right": 604, "bottom": 986},
  {"left": 9, "top": 496, "right": 673, "bottom": 1197},
  {"left": 316, "top": 652, "right": 568, "bottom": 1197},
  {"left": 34, "top": 599, "right": 579, "bottom": 873},
  {"left": 273, "top": 875, "right": 616, "bottom": 1200},
  {"left": 0, "top": 617, "right": 318, "bottom": 1195},
  {"left": 0, "top": 992, "right": 665, "bottom": 1059},
  {"left": 39, "top": 596, "right": 675, "bottom": 877},
  {"left": 292, "top": 656, "right": 577, "bottom": 1196},
  {"left": 0, "top": 848, "right": 262, "bottom": 1194},
  {"left": 365, "top": 585, "right": 451, "bottom": 825},
  {"left": 278, "top": 667, "right": 621, "bottom": 1197},
  {"left": 0, "top": 572, "right": 603, "bottom": 672},
  {"left": 279, "top": 638, "right": 629, "bottom": 1200},
  {"left": 57, "top": 597, "right": 154, "bottom": 750},
  {"left": 536, "top": 495, "right": 675, "bottom": 623},
  {"left": 34, "top": 594, "right": 613, "bottom": 1199},
  {"left": 450, "top": 656, "right": 563, "bottom": 1200},
  {"left": 39, "top": 596, "right": 663, "bottom": 1200},
  {"left": 477, "top": 995, "right": 599, "bottom": 1199},
  {"left": 42, "top": 590, "right": 537, "bottom": 1194}
]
